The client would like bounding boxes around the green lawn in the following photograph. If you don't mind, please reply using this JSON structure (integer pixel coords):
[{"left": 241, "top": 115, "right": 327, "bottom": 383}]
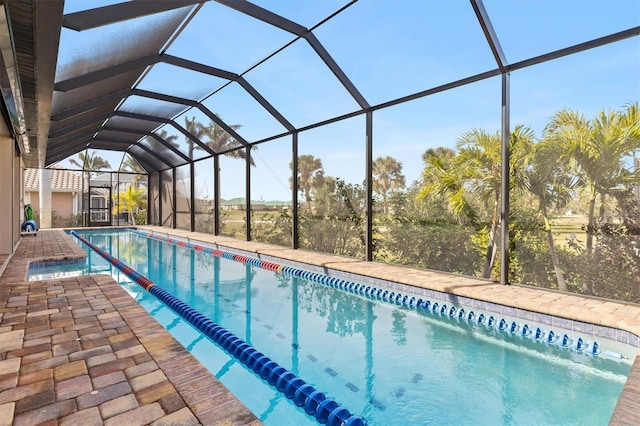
[{"left": 550, "top": 215, "right": 587, "bottom": 246}]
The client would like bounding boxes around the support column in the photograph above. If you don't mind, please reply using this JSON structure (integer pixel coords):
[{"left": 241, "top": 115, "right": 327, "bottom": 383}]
[
  {"left": 39, "top": 168, "right": 52, "bottom": 228},
  {"left": 214, "top": 156, "right": 220, "bottom": 235},
  {"left": 365, "top": 111, "right": 373, "bottom": 261},
  {"left": 292, "top": 133, "right": 298, "bottom": 249},
  {"left": 245, "top": 146, "right": 251, "bottom": 241},
  {"left": 500, "top": 73, "right": 511, "bottom": 285}
]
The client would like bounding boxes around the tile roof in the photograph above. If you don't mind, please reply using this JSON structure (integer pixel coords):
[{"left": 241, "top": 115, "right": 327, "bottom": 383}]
[{"left": 24, "top": 167, "right": 83, "bottom": 192}]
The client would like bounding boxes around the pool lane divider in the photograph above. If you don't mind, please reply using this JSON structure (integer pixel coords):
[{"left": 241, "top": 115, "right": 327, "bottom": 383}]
[
  {"left": 70, "top": 230, "right": 366, "bottom": 426},
  {"left": 129, "top": 229, "right": 613, "bottom": 358}
]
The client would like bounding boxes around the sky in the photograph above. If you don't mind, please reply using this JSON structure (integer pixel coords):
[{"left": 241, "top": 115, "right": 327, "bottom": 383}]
[{"left": 56, "top": 0, "right": 640, "bottom": 201}]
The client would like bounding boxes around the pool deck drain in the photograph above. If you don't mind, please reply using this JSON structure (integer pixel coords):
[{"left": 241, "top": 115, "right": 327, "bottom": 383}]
[
  {"left": 0, "top": 229, "right": 260, "bottom": 426},
  {"left": 2, "top": 228, "right": 640, "bottom": 425}
]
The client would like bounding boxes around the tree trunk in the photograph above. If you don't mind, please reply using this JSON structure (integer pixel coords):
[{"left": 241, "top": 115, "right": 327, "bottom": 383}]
[
  {"left": 482, "top": 203, "right": 499, "bottom": 279},
  {"left": 584, "top": 195, "right": 596, "bottom": 294},
  {"left": 586, "top": 196, "right": 596, "bottom": 255},
  {"left": 599, "top": 192, "right": 606, "bottom": 221},
  {"left": 382, "top": 192, "right": 387, "bottom": 215},
  {"left": 545, "top": 217, "right": 567, "bottom": 291}
]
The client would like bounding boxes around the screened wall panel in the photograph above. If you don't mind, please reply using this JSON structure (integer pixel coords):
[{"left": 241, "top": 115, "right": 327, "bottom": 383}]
[
  {"left": 175, "top": 164, "right": 192, "bottom": 230},
  {"left": 160, "top": 169, "right": 173, "bottom": 227},
  {"left": 298, "top": 116, "right": 366, "bottom": 258},
  {"left": 201, "top": 82, "right": 288, "bottom": 143},
  {"left": 243, "top": 39, "right": 361, "bottom": 129},
  {"left": 174, "top": 109, "right": 244, "bottom": 155},
  {"left": 164, "top": 1, "right": 294, "bottom": 74},
  {"left": 138, "top": 135, "right": 187, "bottom": 167},
  {"left": 129, "top": 146, "right": 166, "bottom": 172},
  {"left": 135, "top": 62, "right": 227, "bottom": 102},
  {"left": 170, "top": 119, "right": 206, "bottom": 163},
  {"left": 149, "top": 173, "right": 160, "bottom": 226},
  {"left": 194, "top": 158, "right": 215, "bottom": 233},
  {"left": 219, "top": 153, "right": 247, "bottom": 239},
  {"left": 484, "top": 0, "right": 640, "bottom": 64},
  {"left": 250, "top": 136, "right": 292, "bottom": 247},
  {"left": 510, "top": 38, "right": 640, "bottom": 302},
  {"left": 372, "top": 77, "right": 502, "bottom": 278}
]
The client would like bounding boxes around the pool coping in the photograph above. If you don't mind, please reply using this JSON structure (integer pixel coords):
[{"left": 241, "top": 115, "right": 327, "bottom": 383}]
[{"left": 133, "top": 225, "right": 640, "bottom": 425}]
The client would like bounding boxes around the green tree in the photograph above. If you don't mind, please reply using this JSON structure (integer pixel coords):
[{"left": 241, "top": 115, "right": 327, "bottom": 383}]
[
  {"left": 418, "top": 126, "right": 533, "bottom": 278},
  {"left": 184, "top": 116, "right": 206, "bottom": 159},
  {"left": 459, "top": 125, "right": 533, "bottom": 278},
  {"left": 544, "top": 103, "right": 640, "bottom": 262},
  {"left": 298, "top": 176, "right": 366, "bottom": 257},
  {"left": 120, "top": 154, "right": 147, "bottom": 187},
  {"left": 113, "top": 185, "right": 147, "bottom": 225},
  {"left": 372, "top": 156, "right": 406, "bottom": 214},
  {"left": 290, "top": 155, "right": 325, "bottom": 204},
  {"left": 377, "top": 183, "right": 483, "bottom": 275},
  {"left": 419, "top": 146, "right": 476, "bottom": 223},
  {"left": 183, "top": 115, "right": 252, "bottom": 164},
  {"left": 526, "top": 139, "right": 576, "bottom": 291},
  {"left": 69, "top": 150, "right": 111, "bottom": 177}
]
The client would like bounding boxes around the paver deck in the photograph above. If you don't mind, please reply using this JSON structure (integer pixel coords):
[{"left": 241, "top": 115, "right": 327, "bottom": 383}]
[
  {"left": 2, "top": 227, "right": 639, "bottom": 425},
  {"left": 0, "top": 229, "right": 260, "bottom": 426}
]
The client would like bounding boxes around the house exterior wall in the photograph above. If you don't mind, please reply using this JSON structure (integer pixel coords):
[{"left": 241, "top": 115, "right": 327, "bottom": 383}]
[
  {"left": 0, "top": 133, "right": 18, "bottom": 255},
  {"left": 13, "top": 147, "right": 20, "bottom": 248},
  {"left": 26, "top": 190, "right": 78, "bottom": 228},
  {"left": 52, "top": 192, "right": 74, "bottom": 218},
  {"left": 25, "top": 191, "right": 40, "bottom": 212}
]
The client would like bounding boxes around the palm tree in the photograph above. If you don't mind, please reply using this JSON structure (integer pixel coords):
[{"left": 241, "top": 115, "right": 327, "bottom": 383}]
[
  {"left": 155, "top": 129, "right": 179, "bottom": 149},
  {"left": 120, "top": 154, "right": 147, "bottom": 187},
  {"left": 113, "top": 185, "right": 147, "bottom": 225},
  {"left": 418, "top": 147, "right": 477, "bottom": 222},
  {"left": 69, "top": 150, "right": 111, "bottom": 177},
  {"left": 290, "top": 155, "right": 325, "bottom": 204},
  {"left": 544, "top": 103, "right": 640, "bottom": 259},
  {"left": 372, "top": 156, "right": 406, "bottom": 214},
  {"left": 419, "top": 126, "right": 533, "bottom": 278},
  {"left": 527, "top": 139, "right": 576, "bottom": 291},
  {"left": 184, "top": 116, "right": 206, "bottom": 159},
  {"left": 460, "top": 125, "right": 533, "bottom": 278},
  {"left": 183, "top": 115, "right": 253, "bottom": 164}
]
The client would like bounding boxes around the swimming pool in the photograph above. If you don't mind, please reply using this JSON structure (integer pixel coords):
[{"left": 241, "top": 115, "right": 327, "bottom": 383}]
[{"left": 29, "top": 229, "right": 635, "bottom": 425}]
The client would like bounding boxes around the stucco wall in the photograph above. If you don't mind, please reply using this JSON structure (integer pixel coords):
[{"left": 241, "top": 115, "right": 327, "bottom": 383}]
[
  {"left": 52, "top": 192, "right": 74, "bottom": 218},
  {"left": 26, "top": 190, "right": 76, "bottom": 228},
  {"left": 13, "top": 146, "right": 20, "bottom": 248},
  {"left": 0, "top": 134, "right": 17, "bottom": 254}
]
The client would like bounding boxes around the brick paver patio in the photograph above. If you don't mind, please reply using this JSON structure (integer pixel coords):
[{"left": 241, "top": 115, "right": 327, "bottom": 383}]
[{"left": 0, "top": 229, "right": 260, "bottom": 426}]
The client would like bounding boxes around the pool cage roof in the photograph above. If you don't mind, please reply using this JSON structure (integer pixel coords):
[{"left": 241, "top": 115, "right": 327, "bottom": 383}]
[{"left": 2, "top": 0, "right": 638, "bottom": 173}]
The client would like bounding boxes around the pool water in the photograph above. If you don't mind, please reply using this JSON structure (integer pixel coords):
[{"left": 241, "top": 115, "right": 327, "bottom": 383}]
[{"left": 30, "top": 230, "right": 634, "bottom": 425}]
